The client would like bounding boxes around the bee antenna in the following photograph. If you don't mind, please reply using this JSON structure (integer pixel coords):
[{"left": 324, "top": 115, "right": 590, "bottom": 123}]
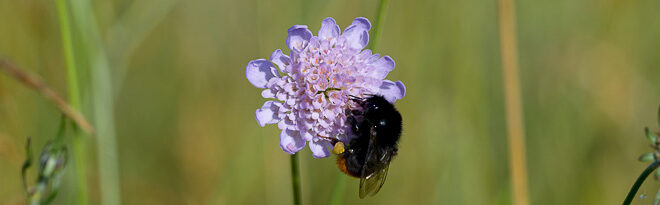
[
  {"left": 318, "top": 136, "right": 340, "bottom": 145},
  {"left": 347, "top": 95, "right": 363, "bottom": 102}
]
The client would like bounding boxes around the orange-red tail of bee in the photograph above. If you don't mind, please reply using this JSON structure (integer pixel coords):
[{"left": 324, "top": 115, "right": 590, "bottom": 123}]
[{"left": 336, "top": 155, "right": 360, "bottom": 178}]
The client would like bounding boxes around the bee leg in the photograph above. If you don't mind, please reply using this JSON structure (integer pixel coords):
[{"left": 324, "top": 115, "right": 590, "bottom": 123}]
[
  {"left": 318, "top": 136, "right": 338, "bottom": 144},
  {"left": 347, "top": 95, "right": 368, "bottom": 106}
]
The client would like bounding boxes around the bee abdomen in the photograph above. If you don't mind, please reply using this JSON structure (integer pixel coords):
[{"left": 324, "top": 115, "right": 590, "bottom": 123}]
[{"left": 337, "top": 155, "right": 361, "bottom": 178}]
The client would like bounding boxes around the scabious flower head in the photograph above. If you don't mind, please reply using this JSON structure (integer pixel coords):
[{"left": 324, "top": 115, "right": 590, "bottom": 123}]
[{"left": 246, "top": 17, "right": 406, "bottom": 158}]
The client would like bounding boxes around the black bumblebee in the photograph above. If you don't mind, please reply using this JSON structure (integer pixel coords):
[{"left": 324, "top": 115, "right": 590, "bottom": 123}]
[{"left": 331, "top": 95, "right": 402, "bottom": 198}]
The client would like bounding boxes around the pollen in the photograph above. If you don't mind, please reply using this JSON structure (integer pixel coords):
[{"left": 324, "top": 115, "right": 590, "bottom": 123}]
[{"left": 332, "top": 141, "right": 345, "bottom": 155}]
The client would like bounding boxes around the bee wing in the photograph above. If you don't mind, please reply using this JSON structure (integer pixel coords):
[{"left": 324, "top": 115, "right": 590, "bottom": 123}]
[
  {"left": 359, "top": 163, "right": 389, "bottom": 198},
  {"left": 358, "top": 133, "right": 392, "bottom": 198}
]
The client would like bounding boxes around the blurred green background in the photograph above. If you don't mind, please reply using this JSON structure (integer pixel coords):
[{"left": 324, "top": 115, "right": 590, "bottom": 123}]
[{"left": 1, "top": 0, "right": 660, "bottom": 204}]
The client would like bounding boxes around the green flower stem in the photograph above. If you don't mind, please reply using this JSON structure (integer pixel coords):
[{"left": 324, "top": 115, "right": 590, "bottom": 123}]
[
  {"left": 55, "top": 0, "right": 88, "bottom": 204},
  {"left": 368, "top": 0, "right": 389, "bottom": 51},
  {"left": 624, "top": 160, "right": 660, "bottom": 205},
  {"left": 67, "top": 0, "right": 123, "bottom": 203},
  {"left": 55, "top": 0, "right": 79, "bottom": 109},
  {"left": 290, "top": 153, "right": 301, "bottom": 205},
  {"left": 328, "top": 173, "right": 346, "bottom": 205}
]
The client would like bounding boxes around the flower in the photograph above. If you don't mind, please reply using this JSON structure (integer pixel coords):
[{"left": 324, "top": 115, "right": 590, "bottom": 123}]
[{"left": 246, "top": 17, "right": 406, "bottom": 158}]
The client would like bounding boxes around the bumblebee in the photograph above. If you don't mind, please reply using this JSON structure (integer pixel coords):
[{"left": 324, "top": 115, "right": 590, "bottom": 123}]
[{"left": 332, "top": 95, "right": 402, "bottom": 198}]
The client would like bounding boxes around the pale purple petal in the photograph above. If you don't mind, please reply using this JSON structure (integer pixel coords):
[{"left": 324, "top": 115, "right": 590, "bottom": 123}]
[
  {"left": 280, "top": 129, "right": 306, "bottom": 154},
  {"left": 370, "top": 56, "right": 395, "bottom": 79},
  {"left": 309, "top": 139, "right": 331, "bottom": 158},
  {"left": 378, "top": 80, "right": 406, "bottom": 103},
  {"left": 358, "top": 49, "right": 373, "bottom": 60},
  {"left": 246, "top": 59, "right": 279, "bottom": 88},
  {"left": 286, "top": 25, "right": 312, "bottom": 52},
  {"left": 255, "top": 101, "right": 282, "bottom": 127},
  {"left": 261, "top": 89, "right": 276, "bottom": 98},
  {"left": 270, "top": 49, "right": 290, "bottom": 72},
  {"left": 300, "top": 131, "right": 313, "bottom": 141},
  {"left": 361, "top": 49, "right": 380, "bottom": 63},
  {"left": 351, "top": 17, "right": 371, "bottom": 30},
  {"left": 341, "top": 17, "right": 371, "bottom": 50},
  {"left": 278, "top": 118, "right": 296, "bottom": 130},
  {"left": 318, "top": 17, "right": 340, "bottom": 40}
]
